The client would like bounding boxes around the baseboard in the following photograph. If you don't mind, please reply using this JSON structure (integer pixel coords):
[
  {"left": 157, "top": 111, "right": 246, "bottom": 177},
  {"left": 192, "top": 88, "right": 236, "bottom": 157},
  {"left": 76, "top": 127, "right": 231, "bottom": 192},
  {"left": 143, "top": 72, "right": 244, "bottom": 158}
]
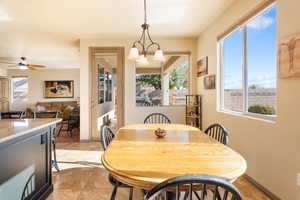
[{"left": 243, "top": 174, "right": 281, "bottom": 200}]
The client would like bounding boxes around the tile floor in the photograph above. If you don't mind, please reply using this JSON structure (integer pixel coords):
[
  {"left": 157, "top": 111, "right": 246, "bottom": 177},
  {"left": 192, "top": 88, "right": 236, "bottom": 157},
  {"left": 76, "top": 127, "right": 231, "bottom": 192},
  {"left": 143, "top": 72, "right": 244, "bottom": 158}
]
[{"left": 47, "top": 131, "right": 271, "bottom": 200}]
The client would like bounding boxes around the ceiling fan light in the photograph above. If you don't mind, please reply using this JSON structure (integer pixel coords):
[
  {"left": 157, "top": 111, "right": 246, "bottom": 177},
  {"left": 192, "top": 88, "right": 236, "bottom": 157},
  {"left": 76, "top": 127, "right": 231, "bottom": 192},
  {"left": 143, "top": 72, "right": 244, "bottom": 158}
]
[
  {"left": 128, "top": 47, "right": 139, "bottom": 61},
  {"left": 19, "top": 65, "right": 28, "bottom": 70},
  {"left": 154, "top": 49, "right": 165, "bottom": 62},
  {"left": 136, "top": 55, "right": 149, "bottom": 66}
]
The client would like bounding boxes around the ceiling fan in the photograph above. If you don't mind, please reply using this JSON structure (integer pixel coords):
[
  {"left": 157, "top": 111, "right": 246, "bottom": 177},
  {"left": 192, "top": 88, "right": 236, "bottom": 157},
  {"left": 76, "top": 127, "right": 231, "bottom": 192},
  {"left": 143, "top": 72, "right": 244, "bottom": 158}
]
[{"left": 0, "top": 57, "right": 47, "bottom": 70}]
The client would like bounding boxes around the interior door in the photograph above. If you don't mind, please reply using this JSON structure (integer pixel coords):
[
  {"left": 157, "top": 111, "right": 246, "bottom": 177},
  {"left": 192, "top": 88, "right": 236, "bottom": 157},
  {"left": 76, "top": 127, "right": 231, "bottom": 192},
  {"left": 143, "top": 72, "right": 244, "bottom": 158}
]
[
  {"left": 0, "top": 78, "right": 9, "bottom": 112},
  {"left": 90, "top": 48, "right": 125, "bottom": 140}
]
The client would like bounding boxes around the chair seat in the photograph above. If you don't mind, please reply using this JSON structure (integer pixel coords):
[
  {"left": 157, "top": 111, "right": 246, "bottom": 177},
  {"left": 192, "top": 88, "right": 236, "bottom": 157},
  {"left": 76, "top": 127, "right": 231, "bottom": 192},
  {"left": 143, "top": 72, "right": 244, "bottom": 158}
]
[{"left": 108, "top": 174, "right": 132, "bottom": 188}]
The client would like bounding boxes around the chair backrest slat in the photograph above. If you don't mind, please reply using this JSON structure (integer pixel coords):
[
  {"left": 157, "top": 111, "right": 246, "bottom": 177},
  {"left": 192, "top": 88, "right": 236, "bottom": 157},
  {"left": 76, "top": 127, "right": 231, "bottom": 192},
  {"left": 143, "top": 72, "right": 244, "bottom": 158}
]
[
  {"left": 204, "top": 124, "right": 229, "bottom": 145},
  {"left": 101, "top": 125, "right": 115, "bottom": 150},
  {"left": 145, "top": 174, "right": 243, "bottom": 200},
  {"left": 144, "top": 113, "right": 171, "bottom": 124}
]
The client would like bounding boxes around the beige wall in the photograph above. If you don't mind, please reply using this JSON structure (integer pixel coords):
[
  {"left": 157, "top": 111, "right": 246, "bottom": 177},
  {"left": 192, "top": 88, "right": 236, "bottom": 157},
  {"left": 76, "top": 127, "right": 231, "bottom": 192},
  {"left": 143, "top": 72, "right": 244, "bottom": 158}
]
[
  {"left": 7, "top": 69, "right": 80, "bottom": 110},
  {"left": 0, "top": 67, "right": 7, "bottom": 77},
  {"left": 80, "top": 38, "right": 197, "bottom": 140},
  {"left": 197, "top": 0, "right": 300, "bottom": 199}
]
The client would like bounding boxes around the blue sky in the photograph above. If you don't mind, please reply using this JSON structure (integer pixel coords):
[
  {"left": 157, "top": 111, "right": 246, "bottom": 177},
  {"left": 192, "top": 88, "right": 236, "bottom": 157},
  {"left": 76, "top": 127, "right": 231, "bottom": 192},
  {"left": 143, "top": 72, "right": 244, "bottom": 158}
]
[{"left": 223, "top": 5, "right": 277, "bottom": 89}]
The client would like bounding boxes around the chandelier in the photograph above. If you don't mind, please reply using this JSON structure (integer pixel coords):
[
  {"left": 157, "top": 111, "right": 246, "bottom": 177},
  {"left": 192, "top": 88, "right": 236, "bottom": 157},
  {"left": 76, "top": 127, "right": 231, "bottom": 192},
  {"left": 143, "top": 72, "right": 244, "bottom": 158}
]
[{"left": 128, "top": 0, "right": 165, "bottom": 65}]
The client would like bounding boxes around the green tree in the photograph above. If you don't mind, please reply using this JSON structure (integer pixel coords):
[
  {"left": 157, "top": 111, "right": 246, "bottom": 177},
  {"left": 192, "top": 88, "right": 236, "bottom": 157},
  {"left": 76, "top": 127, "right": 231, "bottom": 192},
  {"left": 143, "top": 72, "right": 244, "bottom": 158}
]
[
  {"left": 249, "top": 84, "right": 260, "bottom": 89},
  {"left": 169, "top": 62, "right": 188, "bottom": 89},
  {"left": 136, "top": 62, "right": 189, "bottom": 90},
  {"left": 248, "top": 104, "right": 276, "bottom": 115},
  {"left": 136, "top": 74, "right": 161, "bottom": 89},
  {"left": 169, "top": 70, "right": 178, "bottom": 89}
]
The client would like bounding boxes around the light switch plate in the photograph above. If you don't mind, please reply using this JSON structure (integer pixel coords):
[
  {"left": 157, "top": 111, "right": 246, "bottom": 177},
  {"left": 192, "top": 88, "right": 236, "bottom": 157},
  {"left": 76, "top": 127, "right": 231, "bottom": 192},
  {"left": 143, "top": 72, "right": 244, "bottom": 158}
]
[{"left": 297, "top": 173, "right": 300, "bottom": 186}]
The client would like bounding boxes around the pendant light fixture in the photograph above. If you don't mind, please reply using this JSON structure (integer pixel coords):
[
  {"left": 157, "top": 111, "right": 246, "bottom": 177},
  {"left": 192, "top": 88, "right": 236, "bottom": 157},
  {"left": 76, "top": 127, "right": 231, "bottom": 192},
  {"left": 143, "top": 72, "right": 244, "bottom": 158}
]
[{"left": 128, "top": 0, "right": 165, "bottom": 64}]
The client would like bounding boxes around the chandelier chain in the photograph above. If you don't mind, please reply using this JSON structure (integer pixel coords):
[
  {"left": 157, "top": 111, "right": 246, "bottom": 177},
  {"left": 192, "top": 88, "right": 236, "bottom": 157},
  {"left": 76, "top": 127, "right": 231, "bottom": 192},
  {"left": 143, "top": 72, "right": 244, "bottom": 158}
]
[
  {"left": 144, "top": 0, "right": 147, "bottom": 24},
  {"left": 129, "top": 0, "right": 163, "bottom": 60}
]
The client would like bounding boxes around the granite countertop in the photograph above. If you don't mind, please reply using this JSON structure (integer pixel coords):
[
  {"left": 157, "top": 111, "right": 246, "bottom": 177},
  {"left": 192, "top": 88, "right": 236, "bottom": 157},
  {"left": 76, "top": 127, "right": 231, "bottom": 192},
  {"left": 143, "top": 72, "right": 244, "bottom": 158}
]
[{"left": 0, "top": 118, "right": 62, "bottom": 143}]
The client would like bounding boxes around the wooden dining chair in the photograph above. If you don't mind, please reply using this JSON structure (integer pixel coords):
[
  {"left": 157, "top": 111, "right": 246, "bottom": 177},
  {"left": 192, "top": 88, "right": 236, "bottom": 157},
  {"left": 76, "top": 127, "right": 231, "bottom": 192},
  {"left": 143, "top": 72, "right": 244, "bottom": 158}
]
[
  {"left": 21, "top": 173, "right": 35, "bottom": 200},
  {"left": 101, "top": 125, "right": 115, "bottom": 151},
  {"left": 34, "top": 111, "right": 60, "bottom": 171},
  {"left": 145, "top": 174, "right": 243, "bottom": 200},
  {"left": 144, "top": 113, "right": 171, "bottom": 124},
  {"left": 100, "top": 125, "right": 133, "bottom": 200},
  {"left": 204, "top": 124, "right": 229, "bottom": 145}
]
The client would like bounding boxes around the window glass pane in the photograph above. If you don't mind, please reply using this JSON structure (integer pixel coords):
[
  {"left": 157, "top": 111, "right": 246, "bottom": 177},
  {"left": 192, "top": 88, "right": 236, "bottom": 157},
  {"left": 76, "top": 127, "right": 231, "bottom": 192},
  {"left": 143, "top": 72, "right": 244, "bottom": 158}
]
[
  {"left": 135, "top": 54, "right": 190, "bottom": 107},
  {"left": 167, "top": 55, "right": 189, "bottom": 106},
  {"left": 12, "top": 77, "right": 28, "bottom": 102},
  {"left": 223, "top": 28, "right": 243, "bottom": 112},
  {"left": 247, "top": 5, "right": 277, "bottom": 115},
  {"left": 136, "top": 56, "right": 162, "bottom": 106}
]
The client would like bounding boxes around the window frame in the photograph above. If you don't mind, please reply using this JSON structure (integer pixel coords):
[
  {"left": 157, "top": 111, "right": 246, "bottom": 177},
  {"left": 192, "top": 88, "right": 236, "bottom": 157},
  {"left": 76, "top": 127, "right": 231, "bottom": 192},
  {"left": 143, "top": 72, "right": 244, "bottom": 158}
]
[
  {"left": 135, "top": 51, "right": 191, "bottom": 107},
  {"left": 218, "top": 3, "right": 277, "bottom": 121},
  {"left": 11, "top": 76, "right": 29, "bottom": 103}
]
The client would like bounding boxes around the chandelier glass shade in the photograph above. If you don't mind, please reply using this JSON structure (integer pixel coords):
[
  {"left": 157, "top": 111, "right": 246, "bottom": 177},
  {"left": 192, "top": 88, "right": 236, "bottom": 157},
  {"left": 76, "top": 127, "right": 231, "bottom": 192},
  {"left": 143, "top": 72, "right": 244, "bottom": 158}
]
[{"left": 128, "top": 0, "right": 165, "bottom": 64}]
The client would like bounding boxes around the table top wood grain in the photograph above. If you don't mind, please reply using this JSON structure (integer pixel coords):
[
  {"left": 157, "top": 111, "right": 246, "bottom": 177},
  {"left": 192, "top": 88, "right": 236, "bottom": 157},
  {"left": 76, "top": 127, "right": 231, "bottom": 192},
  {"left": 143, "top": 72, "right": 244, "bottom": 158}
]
[{"left": 102, "top": 124, "right": 247, "bottom": 189}]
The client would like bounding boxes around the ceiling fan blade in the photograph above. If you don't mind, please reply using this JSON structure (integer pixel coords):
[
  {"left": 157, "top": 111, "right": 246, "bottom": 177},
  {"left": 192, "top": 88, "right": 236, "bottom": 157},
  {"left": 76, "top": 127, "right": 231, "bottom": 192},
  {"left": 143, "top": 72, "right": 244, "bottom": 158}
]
[
  {"left": 28, "top": 64, "right": 47, "bottom": 68},
  {"left": 0, "top": 61, "right": 17, "bottom": 65},
  {"left": 7, "top": 64, "right": 19, "bottom": 67},
  {"left": 27, "top": 66, "right": 37, "bottom": 70}
]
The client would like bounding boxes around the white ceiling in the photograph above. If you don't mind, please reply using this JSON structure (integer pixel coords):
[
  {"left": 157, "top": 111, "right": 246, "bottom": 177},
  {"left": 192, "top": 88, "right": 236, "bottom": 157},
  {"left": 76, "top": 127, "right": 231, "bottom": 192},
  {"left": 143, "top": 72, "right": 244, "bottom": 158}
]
[{"left": 0, "top": 0, "right": 235, "bottom": 69}]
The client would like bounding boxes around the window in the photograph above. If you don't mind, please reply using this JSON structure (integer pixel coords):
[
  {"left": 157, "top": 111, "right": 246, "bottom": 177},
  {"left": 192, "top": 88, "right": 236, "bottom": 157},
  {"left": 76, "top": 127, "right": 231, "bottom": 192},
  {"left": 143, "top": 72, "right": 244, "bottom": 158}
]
[
  {"left": 220, "top": 4, "right": 277, "bottom": 116},
  {"left": 12, "top": 77, "right": 28, "bottom": 102},
  {"left": 136, "top": 54, "right": 190, "bottom": 106}
]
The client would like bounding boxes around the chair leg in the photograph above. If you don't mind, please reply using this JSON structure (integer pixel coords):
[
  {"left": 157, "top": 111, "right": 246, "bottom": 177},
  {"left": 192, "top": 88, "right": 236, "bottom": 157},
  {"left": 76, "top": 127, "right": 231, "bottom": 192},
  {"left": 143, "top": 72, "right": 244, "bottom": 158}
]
[
  {"left": 68, "top": 121, "right": 73, "bottom": 137},
  {"left": 129, "top": 187, "right": 133, "bottom": 200},
  {"left": 52, "top": 139, "right": 60, "bottom": 172},
  {"left": 57, "top": 123, "right": 63, "bottom": 137},
  {"left": 70, "top": 124, "right": 73, "bottom": 137},
  {"left": 110, "top": 185, "right": 118, "bottom": 200}
]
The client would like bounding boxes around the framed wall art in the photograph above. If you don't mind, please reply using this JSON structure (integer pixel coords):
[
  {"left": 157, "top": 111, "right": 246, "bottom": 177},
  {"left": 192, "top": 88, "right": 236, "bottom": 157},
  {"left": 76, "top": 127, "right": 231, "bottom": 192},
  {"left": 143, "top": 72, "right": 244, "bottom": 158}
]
[
  {"left": 197, "top": 56, "right": 208, "bottom": 77},
  {"left": 44, "top": 80, "right": 74, "bottom": 98},
  {"left": 204, "top": 75, "right": 215, "bottom": 89}
]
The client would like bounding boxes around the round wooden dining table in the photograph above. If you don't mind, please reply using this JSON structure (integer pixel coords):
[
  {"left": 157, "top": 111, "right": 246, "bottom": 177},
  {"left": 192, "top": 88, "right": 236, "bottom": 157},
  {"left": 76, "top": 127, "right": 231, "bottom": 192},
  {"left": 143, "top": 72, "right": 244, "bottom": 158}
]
[{"left": 101, "top": 124, "right": 247, "bottom": 190}]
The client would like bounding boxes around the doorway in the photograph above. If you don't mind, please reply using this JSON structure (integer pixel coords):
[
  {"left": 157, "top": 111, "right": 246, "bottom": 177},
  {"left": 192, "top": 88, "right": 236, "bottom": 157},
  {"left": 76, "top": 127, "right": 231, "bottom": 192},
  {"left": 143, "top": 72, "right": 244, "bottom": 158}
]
[
  {"left": 0, "top": 77, "right": 9, "bottom": 112},
  {"left": 89, "top": 47, "right": 125, "bottom": 140}
]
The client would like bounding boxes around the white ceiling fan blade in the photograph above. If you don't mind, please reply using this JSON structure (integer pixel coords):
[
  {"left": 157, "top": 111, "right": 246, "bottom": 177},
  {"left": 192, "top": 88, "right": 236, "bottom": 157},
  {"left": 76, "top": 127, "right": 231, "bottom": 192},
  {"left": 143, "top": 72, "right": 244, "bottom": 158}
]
[
  {"left": 7, "top": 64, "right": 19, "bottom": 67},
  {"left": 0, "top": 61, "right": 17, "bottom": 65},
  {"left": 0, "top": 57, "right": 20, "bottom": 63}
]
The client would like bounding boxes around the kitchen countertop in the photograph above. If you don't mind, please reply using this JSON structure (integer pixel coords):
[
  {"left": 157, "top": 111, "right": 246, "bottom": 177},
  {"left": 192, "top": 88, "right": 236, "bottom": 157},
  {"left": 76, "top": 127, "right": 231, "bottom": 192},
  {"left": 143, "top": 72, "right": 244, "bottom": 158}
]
[{"left": 0, "top": 118, "right": 62, "bottom": 143}]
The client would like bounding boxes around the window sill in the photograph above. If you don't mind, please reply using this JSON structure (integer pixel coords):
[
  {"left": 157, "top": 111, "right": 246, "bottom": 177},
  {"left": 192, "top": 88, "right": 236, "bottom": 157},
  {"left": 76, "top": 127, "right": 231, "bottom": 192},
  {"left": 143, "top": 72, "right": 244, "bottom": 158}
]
[{"left": 217, "top": 109, "right": 276, "bottom": 124}]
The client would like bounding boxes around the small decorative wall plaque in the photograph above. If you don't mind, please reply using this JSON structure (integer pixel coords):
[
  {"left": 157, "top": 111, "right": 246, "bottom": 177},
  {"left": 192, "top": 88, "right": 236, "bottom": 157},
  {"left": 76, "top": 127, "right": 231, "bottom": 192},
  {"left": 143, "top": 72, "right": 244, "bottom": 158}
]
[{"left": 278, "top": 33, "right": 300, "bottom": 78}]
